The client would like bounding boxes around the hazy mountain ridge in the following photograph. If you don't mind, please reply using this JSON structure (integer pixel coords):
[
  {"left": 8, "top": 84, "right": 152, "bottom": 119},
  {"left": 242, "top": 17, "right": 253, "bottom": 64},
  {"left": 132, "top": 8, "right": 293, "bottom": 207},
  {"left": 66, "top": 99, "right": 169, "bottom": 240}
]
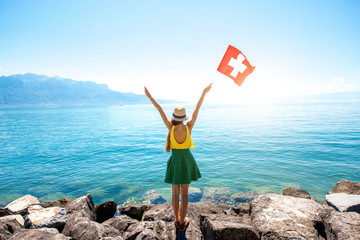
[{"left": 0, "top": 73, "right": 155, "bottom": 106}]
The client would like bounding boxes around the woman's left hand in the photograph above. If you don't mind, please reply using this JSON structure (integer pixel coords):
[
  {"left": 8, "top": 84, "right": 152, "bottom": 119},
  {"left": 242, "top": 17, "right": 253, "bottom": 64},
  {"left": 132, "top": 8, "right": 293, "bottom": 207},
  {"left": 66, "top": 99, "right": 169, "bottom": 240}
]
[{"left": 144, "top": 87, "right": 152, "bottom": 99}]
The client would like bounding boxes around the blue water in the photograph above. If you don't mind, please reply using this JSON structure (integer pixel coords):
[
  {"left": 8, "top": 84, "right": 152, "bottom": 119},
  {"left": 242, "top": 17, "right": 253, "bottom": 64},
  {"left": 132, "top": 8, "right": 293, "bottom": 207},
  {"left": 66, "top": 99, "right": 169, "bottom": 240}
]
[{"left": 1, "top": 101, "right": 359, "bottom": 205}]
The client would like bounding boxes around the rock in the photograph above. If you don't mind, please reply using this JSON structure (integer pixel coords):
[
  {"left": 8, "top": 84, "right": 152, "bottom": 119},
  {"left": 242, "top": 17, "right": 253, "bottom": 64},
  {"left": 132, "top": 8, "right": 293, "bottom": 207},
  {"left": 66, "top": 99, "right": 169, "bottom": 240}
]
[
  {"left": 141, "top": 190, "right": 166, "bottom": 205},
  {"left": 189, "top": 187, "right": 203, "bottom": 202},
  {"left": 325, "top": 193, "right": 360, "bottom": 213},
  {"left": 142, "top": 202, "right": 231, "bottom": 240},
  {"left": 322, "top": 211, "right": 360, "bottom": 240},
  {"left": 64, "top": 194, "right": 95, "bottom": 220},
  {"left": 40, "top": 197, "right": 72, "bottom": 208},
  {"left": 283, "top": 187, "right": 311, "bottom": 199},
  {"left": 5, "top": 194, "right": 40, "bottom": 214},
  {"left": 25, "top": 207, "right": 67, "bottom": 232},
  {"left": 231, "top": 192, "right": 259, "bottom": 203},
  {"left": 143, "top": 203, "right": 174, "bottom": 222},
  {"left": 201, "top": 187, "right": 232, "bottom": 205},
  {"left": 0, "top": 215, "right": 24, "bottom": 228},
  {"left": 200, "top": 214, "right": 260, "bottom": 240},
  {"left": 231, "top": 204, "right": 250, "bottom": 216},
  {"left": 62, "top": 217, "right": 120, "bottom": 240},
  {"left": 0, "top": 207, "right": 12, "bottom": 217},
  {"left": 102, "top": 215, "right": 138, "bottom": 236},
  {"left": 0, "top": 218, "right": 22, "bottom": 240},
  {"left": 119, "top": 204, "right": 151, "bottom": 221},
  {"left": 93, "top": 201, "right": 117, "bottom": 223},
  {"left": 8, "top": 228, "right": 70, "bottom": 240},
  {"left": 100, "top": 237, "right": 124, "bottom": 240},
  {"left": 250, "top": 193, "right": 332, "bottom": 239},
  {"left": 123, "top": 220, "right": 176, "bottom": 240},
  {"left": 329, "top": 179, "right": 360, "bottom": 195}
]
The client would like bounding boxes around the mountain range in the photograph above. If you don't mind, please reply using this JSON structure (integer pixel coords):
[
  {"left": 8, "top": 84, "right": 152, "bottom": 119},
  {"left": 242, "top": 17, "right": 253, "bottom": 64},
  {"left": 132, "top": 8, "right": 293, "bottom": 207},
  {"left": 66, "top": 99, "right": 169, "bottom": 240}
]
[{"left": 0, "top": 73, "right": 161, "bottom": 106}]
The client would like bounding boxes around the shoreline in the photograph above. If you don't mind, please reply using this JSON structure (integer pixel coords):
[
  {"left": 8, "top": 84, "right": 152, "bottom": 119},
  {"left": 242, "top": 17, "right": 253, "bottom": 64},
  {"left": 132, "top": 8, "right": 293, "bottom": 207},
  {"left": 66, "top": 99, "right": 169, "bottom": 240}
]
[{"left": 1, "top": 179, "right": 359, "bottom": 239}]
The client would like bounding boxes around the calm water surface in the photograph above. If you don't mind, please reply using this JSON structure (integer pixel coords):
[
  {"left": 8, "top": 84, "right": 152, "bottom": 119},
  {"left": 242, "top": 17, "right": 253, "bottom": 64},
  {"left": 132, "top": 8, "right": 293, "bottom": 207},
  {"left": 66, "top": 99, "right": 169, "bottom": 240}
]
[{"left": 0, "top": 101, "right": 359, "bottom": 205}]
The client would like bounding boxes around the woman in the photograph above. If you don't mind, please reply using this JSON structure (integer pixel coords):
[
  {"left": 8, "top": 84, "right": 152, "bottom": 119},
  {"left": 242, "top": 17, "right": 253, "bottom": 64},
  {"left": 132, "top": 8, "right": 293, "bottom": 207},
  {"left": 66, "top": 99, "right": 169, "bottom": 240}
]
[{"left": 144, "top": 83, "right": 212, "bottom": 231}]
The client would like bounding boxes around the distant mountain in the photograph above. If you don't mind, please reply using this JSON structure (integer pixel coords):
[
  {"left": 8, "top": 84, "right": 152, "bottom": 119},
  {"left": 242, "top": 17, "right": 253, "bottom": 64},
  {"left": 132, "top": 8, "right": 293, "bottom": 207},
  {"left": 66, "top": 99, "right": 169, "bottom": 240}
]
[{"left": 0, "top": 73, "right": 168, "bottom": 106}]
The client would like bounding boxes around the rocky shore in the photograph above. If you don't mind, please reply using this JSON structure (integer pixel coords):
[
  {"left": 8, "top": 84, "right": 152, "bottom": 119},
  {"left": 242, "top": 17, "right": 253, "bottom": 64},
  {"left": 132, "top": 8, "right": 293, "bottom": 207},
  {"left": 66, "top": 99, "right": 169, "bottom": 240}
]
[{"left": 1, "top": 179, "right": 359, "bottom": 240}]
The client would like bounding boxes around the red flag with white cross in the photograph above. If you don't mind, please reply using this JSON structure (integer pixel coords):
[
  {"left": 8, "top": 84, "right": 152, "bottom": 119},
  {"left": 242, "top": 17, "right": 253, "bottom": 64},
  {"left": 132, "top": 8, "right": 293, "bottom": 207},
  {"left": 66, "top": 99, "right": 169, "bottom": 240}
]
[{"left": 217, "top": 45, "right": 255, "bottom": 87}]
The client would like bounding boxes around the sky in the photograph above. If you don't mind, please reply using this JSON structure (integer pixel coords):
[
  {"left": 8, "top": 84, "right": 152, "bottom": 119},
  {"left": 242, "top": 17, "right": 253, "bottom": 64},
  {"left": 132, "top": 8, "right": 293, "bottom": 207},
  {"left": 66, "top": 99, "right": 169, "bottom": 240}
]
[{"left": 0, "top": 0, "right": 360, "bottom": 103}]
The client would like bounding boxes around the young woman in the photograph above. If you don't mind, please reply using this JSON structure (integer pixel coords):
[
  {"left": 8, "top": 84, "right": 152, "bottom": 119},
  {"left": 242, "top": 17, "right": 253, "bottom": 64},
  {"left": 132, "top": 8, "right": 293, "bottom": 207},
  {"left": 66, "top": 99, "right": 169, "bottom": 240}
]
[{"left": 144, "top": 83, "right": 212, "bottom": 231}]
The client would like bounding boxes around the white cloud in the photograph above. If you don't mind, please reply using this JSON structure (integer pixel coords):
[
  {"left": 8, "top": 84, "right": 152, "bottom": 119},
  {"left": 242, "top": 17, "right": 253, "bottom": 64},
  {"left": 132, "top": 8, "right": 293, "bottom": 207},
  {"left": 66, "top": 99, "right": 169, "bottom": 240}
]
[
  {"left": 333, "top": 77, "right": 344, "bottom": 84},
  {"left": 0, "top": 67, "right": 2, "bottom": 71}
]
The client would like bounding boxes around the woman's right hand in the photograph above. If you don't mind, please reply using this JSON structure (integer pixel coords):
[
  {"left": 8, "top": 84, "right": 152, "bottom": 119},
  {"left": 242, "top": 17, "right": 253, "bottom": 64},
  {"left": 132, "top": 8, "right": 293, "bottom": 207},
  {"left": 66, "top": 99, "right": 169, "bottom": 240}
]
[{"left": 203, "top": 83, "right": 212, "bottom": 94}]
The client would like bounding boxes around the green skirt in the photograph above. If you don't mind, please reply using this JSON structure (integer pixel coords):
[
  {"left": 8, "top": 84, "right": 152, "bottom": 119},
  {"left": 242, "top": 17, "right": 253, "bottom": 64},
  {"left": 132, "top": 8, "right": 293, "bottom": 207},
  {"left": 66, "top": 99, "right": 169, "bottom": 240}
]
[{"left": 165, "top": 148, "right": 201, "bottom": 185}]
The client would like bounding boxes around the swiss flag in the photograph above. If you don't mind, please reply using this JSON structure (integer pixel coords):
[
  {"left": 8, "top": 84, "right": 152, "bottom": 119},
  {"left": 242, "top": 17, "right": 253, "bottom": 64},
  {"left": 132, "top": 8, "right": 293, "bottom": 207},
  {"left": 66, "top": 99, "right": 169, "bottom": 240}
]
[{"left": 217, "top": 45, "right": 255, "bottom": 87}]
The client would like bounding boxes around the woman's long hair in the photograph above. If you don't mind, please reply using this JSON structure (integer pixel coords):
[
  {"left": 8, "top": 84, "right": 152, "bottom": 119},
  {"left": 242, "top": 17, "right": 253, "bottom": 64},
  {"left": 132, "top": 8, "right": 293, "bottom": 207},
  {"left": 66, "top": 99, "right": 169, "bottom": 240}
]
[{"left": 165, "top": 120, "right": 182, "bottom": 152}]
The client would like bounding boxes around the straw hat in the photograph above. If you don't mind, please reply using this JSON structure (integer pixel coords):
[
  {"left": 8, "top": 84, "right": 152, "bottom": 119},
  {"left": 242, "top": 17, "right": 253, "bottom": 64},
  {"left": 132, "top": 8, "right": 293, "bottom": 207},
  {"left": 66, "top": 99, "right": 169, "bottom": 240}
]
[{"left": 171, "top": 105, "right": 188, "bottom": 121}]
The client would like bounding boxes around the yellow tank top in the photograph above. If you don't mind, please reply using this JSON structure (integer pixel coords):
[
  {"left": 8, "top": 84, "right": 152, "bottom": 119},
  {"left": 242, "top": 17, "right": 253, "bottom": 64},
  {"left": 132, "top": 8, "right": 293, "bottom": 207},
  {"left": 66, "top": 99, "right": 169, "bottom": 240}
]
[{"left": 170, "top": 125, "right": 194, "bottom": 150}]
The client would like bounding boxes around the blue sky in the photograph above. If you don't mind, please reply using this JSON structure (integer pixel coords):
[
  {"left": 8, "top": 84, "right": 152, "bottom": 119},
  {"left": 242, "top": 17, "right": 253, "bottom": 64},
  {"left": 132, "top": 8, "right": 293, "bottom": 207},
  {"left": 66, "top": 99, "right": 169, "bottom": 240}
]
[{"left": 0, "top": 0, "right": 359, "bottom": 102}]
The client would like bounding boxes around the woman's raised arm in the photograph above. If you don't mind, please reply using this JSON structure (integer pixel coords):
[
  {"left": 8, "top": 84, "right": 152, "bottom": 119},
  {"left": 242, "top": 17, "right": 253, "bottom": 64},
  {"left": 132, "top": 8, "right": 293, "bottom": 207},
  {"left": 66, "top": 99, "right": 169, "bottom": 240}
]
[
  {"left": 144, "top": 87, "right": 172, "bottom": 130},
  {"left": 187, "top": 83, "right": 212, "bottom": 132}
]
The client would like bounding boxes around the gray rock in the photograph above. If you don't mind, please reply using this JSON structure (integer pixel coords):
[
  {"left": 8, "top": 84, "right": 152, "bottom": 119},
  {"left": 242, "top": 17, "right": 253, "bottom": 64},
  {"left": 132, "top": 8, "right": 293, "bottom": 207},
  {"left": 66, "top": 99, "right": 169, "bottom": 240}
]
[
  {"left": 250, "top": 193, "right": 332, "bottom": 239},
  {"left": 123, "top": 220, "right": 176, "bottom": 240},
  {"left": 0, "top": 218, "right": 22, "bottom": 240},
  {"left": 141, "top": 190, "right": 166, "bottom": 205},
  {"left": 283, "top": 187, "right": 311, "bottom": 199},
  {"left": 231, "top": 203, "right": 250, "bottom": 216},
  {"left": 143, "top": 203, "right": 174, "bottom": 222},
  {"left": 329, "top": 179, "right": 360, "bottom": 195},
  {"left": 64, "top": 194, "right": 95, "bottom": 220},
  {"left": 100, "top": 237, "right": 124, "bottom": 240},
  {"left": 231, "top": 192, "right": 259, "bottom": 203},
  {"left": 5, "top": 194, "right": 40, "bottom": 214},
  {"left": 62, "top": 216, "right": 120, "bottom": 240},
  {"left": 24, "top": 205, "right": 62, "bottom": 228},
  {"left": 93, "top": 200, "right": 117, "bottom": 223},
  {"left": 0, "top": 215, "right": 24, "bottom": 228},
  {"left": 102, "top": 215, "right": 138, "bottom": 236},
  {"left": 26, "top": 207, "right": 67, "bottom": 232},
  {"left": 8, "top": 228, "right": 70, "bottom": 240},
  {"left": 323, "top": 210, "right": 360, "bottom": 240},
  {"left": 119, "top": 204, "right": 151, "bottom": 221},
  {"left": 62, "top": 194, "right": 96, "bottom": 236},
  {"left": 0, "top": 207, "right": 12, "bottom": 217},
  {"left": 325, "top": 193, "right": 360, "bottom": 213},
  {"left": 40, "top": 197, "right": 72, "bottom": 208},
  {"left": 200, "top": 214, "right": 260, "bottom": 240}
]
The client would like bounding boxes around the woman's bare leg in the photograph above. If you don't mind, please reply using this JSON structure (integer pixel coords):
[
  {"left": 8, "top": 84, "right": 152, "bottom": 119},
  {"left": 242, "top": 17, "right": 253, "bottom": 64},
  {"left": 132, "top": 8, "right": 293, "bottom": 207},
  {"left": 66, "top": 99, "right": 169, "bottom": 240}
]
[
  {"left": 180, "top": 184, "right": 189, "bottom": 224},
  {"left": 172, "top": 184, "right": 180, "bottom": 222}
]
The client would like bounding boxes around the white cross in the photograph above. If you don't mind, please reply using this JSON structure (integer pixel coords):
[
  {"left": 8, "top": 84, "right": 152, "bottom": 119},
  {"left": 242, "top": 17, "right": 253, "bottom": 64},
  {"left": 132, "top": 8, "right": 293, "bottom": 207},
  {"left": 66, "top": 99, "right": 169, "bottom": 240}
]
[{"left": 228, "top": 53, "right": 247, "bottom": 78}]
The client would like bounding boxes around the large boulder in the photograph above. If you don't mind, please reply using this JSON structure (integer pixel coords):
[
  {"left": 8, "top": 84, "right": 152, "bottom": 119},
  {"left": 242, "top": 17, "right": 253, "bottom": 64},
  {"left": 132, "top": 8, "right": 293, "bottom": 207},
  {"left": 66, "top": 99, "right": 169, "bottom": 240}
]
[
  {"left": 200, "top": 214, "right": 260, "bottom": 240},
  {"left": 62, "top": 216, "right": 120, "bottom": 240},
  {"left": 40, "top": 197, "right": 72, "bottom": 208},
  {"left": 250, "top": 193, "right": 332, "bottom": 239},
  {"left": 123, "top": 220, "right": 176, "bottom": 240},
  {"left": 0, "top": 218, "right": 22, "bottom": 240},
  {"left": 283, "top": 187, "right": 311, "bottom": 199},
  {"left": 141, "top": 190, "right": 166, "bottom": 205},
  {"left": 119, "top": 205, "right": 151, "bottom": 221},
  {"left": 25, "top": 206, "right": 67, "bottom": 231},
  {"left": 93, "top": 201, "right": 117, "bottom": 223},
  {"left": 0, "top": 215, "right": 24, "bottom": 228},
  {"left": 325, "top": 193, "right": 360, "bottom": 213},
  {"left": 5, "top": 195, "right": 40, "bottom": 215},
  {"left": 8, "top": 228, "right": 70, "bottom": 240},
  {"left": 102, "top": 215, "right": 138, "bottom": 236},
  {"left": 64, "top": 194, "right": 95, "bottom": 220},
  {"left": 329, "top": 179, "right": 360, "bottom": 195},
  {"left": 322, "top": 211, "right": 360, "bottom": 240}
]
